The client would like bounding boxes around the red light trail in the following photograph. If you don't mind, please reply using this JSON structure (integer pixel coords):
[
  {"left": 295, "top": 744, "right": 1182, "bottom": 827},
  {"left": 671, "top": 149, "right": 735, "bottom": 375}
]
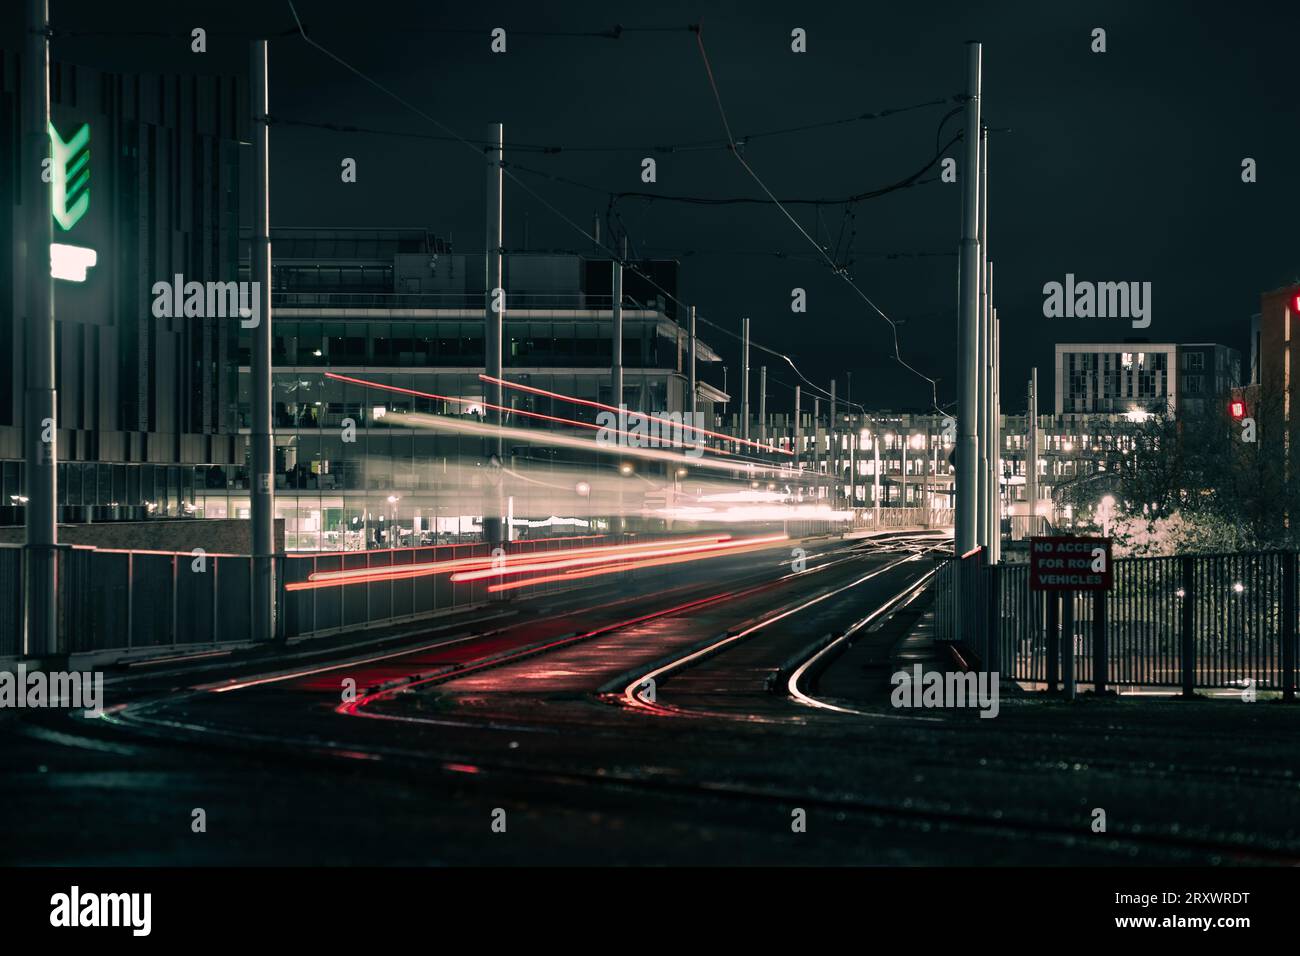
[
  {"left": 479, "top": 374, "right": 793, "bottom": 456},
  {"left": 486, "top": 534, "right": 789, "bottom": 593},
  {"left": 325, "top": 371, "right": 741, "bottom": 458},
  {"left": 450, "top": 535, "right": 747, "bottom": 582},
  {"left": 286, "top": 535, "right": 734, "bottom": 591}
]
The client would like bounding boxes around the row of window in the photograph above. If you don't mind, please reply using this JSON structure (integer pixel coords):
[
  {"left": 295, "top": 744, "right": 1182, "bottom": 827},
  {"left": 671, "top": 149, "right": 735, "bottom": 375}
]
[{"left": 237, "top": 322, "right": 668, "bottom": 369}]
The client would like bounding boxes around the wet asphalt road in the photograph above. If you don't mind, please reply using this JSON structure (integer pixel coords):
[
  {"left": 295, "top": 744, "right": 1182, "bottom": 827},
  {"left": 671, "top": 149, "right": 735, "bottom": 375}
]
[{"left": 3, "top": 530, "right": 1299, "bottom": 865}]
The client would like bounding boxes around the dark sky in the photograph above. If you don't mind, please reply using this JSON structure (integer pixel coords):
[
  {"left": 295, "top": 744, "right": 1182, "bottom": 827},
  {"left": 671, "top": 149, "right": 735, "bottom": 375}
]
[{"left": 7, "top": 0, "right": 1300, "bottom": 413}]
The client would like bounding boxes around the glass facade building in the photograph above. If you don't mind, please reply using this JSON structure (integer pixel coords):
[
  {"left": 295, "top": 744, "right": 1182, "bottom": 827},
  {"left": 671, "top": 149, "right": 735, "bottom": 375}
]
[{"left": 215, "top": 228, "right": 727, "bottom": 550}]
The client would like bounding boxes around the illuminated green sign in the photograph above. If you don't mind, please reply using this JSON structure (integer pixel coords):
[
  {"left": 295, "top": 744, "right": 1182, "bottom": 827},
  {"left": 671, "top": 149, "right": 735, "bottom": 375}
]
[
  {"left": 47, "top": 122, "right": 97, "bottom": 282},
  {"left": 48, "top": 121, "right": 90, "bottom": 231}
]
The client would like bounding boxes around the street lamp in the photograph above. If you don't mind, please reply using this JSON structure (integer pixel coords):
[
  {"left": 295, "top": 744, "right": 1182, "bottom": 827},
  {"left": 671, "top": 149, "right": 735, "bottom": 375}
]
[
  {"left": 1098, "top": 494, "right": 1116, "bottom": 537},
  {"left": 385, "top": 495, "right": 400, "bottom": 547}
]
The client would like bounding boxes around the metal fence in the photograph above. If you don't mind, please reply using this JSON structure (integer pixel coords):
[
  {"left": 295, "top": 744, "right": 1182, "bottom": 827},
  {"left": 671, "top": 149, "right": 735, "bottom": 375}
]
[
  {"left": 0, "top": 535, "right": 619, "bottom": 660},
  {"left": 853, "top": 507, "right": 954, "bottom": 530},
  {"left": 278, "top": 535, "right": 605, "bottom": 639},
  {"left": 934, "top": 547, "right": 993, "bottom": 663},
  {"left": 937, "top": 548, "right": 1299, "bottom": 695},
  {"left": 0, "top": 543, "right": 262, "bottom": 658}
]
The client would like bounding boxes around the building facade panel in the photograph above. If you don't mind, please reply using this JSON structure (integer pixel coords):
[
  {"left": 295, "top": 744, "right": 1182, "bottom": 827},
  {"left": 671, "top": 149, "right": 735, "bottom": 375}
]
[{"left": 1, "top": 53, "right": 246, "bottom": 525}]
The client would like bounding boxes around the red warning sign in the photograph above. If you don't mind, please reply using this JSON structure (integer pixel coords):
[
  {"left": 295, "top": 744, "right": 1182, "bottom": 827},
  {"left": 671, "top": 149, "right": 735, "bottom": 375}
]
[{"left": 1029, "top": 536, "right": 1113, "bottom": 591}]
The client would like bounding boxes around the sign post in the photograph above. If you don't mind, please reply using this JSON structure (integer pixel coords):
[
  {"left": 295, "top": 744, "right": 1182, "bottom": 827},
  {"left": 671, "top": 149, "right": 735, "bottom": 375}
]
[{"left": 1030, "top": 536, "right": 1113, "bottom": 699}]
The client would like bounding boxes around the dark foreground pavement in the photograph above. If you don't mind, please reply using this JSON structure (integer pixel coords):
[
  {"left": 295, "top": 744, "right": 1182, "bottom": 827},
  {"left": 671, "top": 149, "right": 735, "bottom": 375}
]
[{"left": 2, "top": 532, "right": 1297, "bottom": 865}]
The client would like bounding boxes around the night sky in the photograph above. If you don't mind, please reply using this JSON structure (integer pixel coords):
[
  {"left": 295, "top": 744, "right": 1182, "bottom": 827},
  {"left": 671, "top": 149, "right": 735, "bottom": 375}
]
[{"left": 6, "top": 0, "right": 1299, "bottom": 414}]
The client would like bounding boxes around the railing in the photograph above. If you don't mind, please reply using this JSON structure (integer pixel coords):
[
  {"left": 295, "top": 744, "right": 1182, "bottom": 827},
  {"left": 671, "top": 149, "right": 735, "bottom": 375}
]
[
  {"left": 852, "top": 507, "right": 954, "bottom": 530},
  {"left": 0, "top": 535, "right": 620, "bottom": 660},
  {"left": 935, "top": 548, "right": 1299, "bottom": 695},
  {"left": 934, "top": 546, "right": 992, "bottom": 663},
  {"left": 0, "top": 543, "right": 259, "bottom": 658},
  {"left": 278, "top": 535, "right": 607, "bottom": 639},
  {"left": 0, "top": 546, "right": 21, "bottom": 658}
]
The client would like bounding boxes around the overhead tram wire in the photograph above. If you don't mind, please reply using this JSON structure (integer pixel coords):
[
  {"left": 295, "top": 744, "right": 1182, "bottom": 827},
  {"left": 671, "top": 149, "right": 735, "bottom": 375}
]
[
  {"left": 276, "top": 22, "right": 699, "bottom": 39},
  {"left": 47, "top": 24, "right": 306, "bottom": 39},
  {"left": 49, "top": 20, "right": 697, "bottom": 41},
  {"left": 499, "top": 167, "right": 873, "bottom": 414},
  {"left": 53, "top": 7, "right": 955, "bottom": 418},
  {"left": 261, "top": 122, "right": 955, "bottom": 318},
  {"left": 265, "top": 93, "right": 956, "bottom": 158},
  {"left": 500, "top": 154, "right": 952, "bottom": 206},
  {"left": 692, "top": 25, "right": 950, "bottom": 418},
  {"left": 630, "top": 246, "right": 956, "bottom": 262},
  {"left": 283, "top": 3, "right": 877, "bottom": 415},
  {"left": 486, "top": 147, "right": 956, "bottom": 413}
]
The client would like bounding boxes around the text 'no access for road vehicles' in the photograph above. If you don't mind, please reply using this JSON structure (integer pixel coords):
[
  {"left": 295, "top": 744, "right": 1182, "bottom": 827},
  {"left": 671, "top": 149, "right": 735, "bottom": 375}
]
[{"left": 1029, "top": 536, "right": 1113, "bottom": 591}]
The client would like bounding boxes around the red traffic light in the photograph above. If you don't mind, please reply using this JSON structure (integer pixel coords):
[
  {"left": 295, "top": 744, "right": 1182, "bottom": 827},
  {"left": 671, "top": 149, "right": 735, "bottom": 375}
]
[
  {"left": 1294, "top": 292, "right": 1300, "bottom": 314},
  {"left": 1230, "top": 400, "right": 1246, "bottom": 419}
]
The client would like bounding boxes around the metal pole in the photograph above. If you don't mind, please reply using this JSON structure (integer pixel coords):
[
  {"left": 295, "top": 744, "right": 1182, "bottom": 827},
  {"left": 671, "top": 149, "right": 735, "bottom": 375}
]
[
  {"left": 126, "top": 553, "right": 134, "bottom": 649},
  {"left": 924, "top": 431, "right": 931, "bottom": 527},
  {"left": 983, "top": 128, "right": 995, "bottom": 557},
  {"left": 758, "top": 365, "right": 767, "bottom": 448},
  {"left": 1027, "top": 368, "right": 1039, "bottom": 536},
  {"left": 954, "top": 42, "right": 984, "bottom": 648},
  {"left": 1092, "top": 590, "right": 1107, "bottom": 695},
  {"left": 902, "top": 434, "right": 908, "bottom": 518},
  {"left": 1181, "top": 554, "right": 1196, "bottom": 697},
  {"left": 687, "top": 305, "right": 697, "bottom": 419},
  {"left": 932, "top": 438, "right": 941, "bottom": 525},
  {"left": 956, "top": 41, "right": 982, "bottom": 558},
  {"left": 740, "top": 317, "right": 750, "bottom": 442},
  {"left": 249, "top": 39, "right": 275, "bottom": 643},
  {"left": 612, "top": 241, "right": 624, "bottom": 411},
  {"left": 984, "top": 260, "right": 995, "bottom": 559},
  {"left": 830, "top": 379, "right": 838, "bottom": 510},
  {"left": 976, "top": 126, "right": 989, "bottom": 552},
  {"left": 793, "top": 385, "right": 802, "bottom": 470},
  {"left": 22, "top": 0, "right": 58, "bottom": 659},
  {"left": 484, "top": 122, "right": 505, "bottom": 548},
  {"left": 873, "top": 423, "right": 881, "bottom": 527},
  {"left": 992, "top": 304, "right": 1001, "bottom": 562},
  {"left": 813, "top": 398, "right": 821, "bottom": 497},
  {"left": 1062, "top": 591, "right": 1076, "bottom": 701},
  {"left": 1046, "top": 592, "right": 1060, "bottom": 691},
  {"left": 1282, "top": 551, "right": 1295, "bottom": 703},
  {"left": 848, "top": 422, "right": 857, "bottom": 512},
  {"left": 986, "top": 564, "right": 1000, "bottom": 673}
]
